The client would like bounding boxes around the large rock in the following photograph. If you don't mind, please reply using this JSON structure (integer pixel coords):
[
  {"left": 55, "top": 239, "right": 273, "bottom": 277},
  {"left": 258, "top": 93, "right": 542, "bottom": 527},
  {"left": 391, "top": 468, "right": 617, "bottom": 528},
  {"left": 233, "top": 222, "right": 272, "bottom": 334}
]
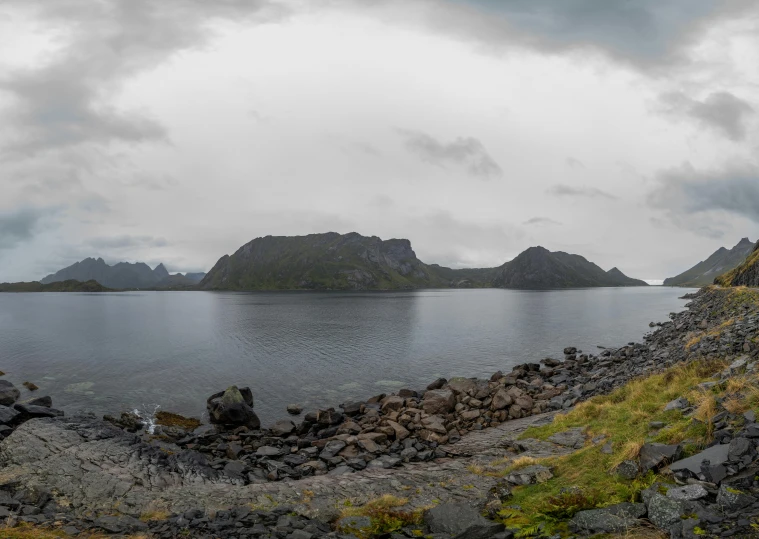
[
  {"left": 446, "top": 378, "right": 477, "bottom": 396},
  {"left": 424, "top": 503, "right": 504, "bottom": 539},
  {"left": 0, "top": 381, "right": 20, "bottom": 406},
  {"left": 270, "top": 420, "right": 295, "bottom": 437},
  {"left": 0, "top": 405, "right": 20, "bottom": 425},
  {"left": 206, "top": 386, "right": 261, "bottom": 429},
  {"left": 547, "top": 428, "right": 586, "bottom": 449},
  {"left": 506, "top": 465, "right": 552, "bottom": 486},
  {"left": 669, "top": 444, "right": 729, "bottom": 476},
  {"left": 571, "top": 502, "right": 646, "bottom": 534},
  {"left": 646, "top": 493, "right": 685, "bottom": 530},
  {"left": 491, "top": 388, "right": 512, "bottom": 410},
  {"left": 639, "top": 443, "right": 681, "bottom": 473},
  {"left": 423, "top": 389, "right": 455, "bottom": 415}
]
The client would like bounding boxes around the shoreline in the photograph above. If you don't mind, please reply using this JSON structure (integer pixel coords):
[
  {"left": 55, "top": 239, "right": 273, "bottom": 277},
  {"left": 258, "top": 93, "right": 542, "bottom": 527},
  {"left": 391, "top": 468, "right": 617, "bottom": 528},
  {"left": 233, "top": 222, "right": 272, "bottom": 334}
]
[{"left": 0, "top": 285, "right": 753, "bottom": 537}]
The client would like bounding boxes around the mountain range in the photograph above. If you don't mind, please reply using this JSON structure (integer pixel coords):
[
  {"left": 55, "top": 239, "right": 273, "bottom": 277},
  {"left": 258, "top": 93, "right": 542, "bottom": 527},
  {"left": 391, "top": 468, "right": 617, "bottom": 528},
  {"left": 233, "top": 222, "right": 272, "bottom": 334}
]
[
  {"left": 199, "top": 232, "right": 647, "bottom": 291},
  {"left": 41, "top": 258, "right": 206, "bottom": 289},
  {"left": 664, "top": 238, "right": 755, "bottom": 287}
]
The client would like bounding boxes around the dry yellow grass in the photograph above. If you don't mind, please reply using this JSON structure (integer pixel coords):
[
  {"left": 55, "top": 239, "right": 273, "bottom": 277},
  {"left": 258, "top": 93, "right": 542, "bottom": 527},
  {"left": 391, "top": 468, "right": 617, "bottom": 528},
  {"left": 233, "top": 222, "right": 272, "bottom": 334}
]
[{"left": 0, "top": 524, "right": 149, "bottom": 539}]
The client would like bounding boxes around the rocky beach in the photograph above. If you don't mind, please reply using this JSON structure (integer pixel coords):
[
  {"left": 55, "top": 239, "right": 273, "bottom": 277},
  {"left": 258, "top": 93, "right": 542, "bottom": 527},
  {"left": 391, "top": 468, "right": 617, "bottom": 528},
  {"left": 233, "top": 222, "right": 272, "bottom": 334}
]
[{"left": 1, "top": 286, "right": 759, "bottom": 538}]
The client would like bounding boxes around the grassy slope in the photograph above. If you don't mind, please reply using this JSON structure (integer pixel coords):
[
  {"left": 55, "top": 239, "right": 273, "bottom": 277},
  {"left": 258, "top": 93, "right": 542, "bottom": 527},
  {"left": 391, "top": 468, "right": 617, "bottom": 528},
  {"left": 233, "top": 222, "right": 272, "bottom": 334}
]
[
  {"left": 715, "top": 244, "right": 759, "bottom": 287},
  {"left": 490, "top": 359, "right": 726, "bottom": 535}
]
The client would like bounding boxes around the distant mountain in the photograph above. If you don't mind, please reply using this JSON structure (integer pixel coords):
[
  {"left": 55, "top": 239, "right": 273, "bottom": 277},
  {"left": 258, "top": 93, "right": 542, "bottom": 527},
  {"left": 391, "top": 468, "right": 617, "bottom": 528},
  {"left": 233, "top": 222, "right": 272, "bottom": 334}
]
[
  {"left": 0, "top": 280, "right": 112, "bottom": 293},
  {"left": 664, "top": 238, "right": 755, "bottom": 287},
  {"left": 715, "top": 240, "right": 759, "bottom": 287},
  {"left": 184, "top": 272, "right": 206, "bottom": 284},
  {"left": 200, "top": 233, "right": 646, "bottom": 291},
  {"left": 492, "top": 246, "right": 648, "bottom": 289},
  {"left": 41, "top": 258, "right": 202, "bottom": 289},
  {"left": 200, "top": 232, "right": 444, "bottom": 290}
]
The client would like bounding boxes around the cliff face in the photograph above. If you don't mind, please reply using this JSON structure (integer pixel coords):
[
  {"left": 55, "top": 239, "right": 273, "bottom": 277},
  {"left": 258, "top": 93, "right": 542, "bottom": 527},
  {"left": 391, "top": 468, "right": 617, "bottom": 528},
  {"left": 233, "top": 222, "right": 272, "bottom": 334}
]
[
  {"left": 664, "top": 237, "right": 755, "bottom": 287},
  {"left": 200, "top": 232, "right": 444, "bottom": 290},
  {"left": 715, "top": 240, "right": 759, "bottom": 287},
  {"left": 492, "top": 247, "right": 647, "bottom": 289}
]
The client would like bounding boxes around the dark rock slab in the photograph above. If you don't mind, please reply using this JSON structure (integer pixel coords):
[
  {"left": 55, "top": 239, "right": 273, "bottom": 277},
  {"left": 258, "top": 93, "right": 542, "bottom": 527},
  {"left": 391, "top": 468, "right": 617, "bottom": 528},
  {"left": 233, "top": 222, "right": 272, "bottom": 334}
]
[
  {"left": 669, "top": 444, "right": 729, "bottom": 475},
  {"left": 0, "top": 405, "right": 20, "bottom": 425},
  {"left": 639, "top": 443, "right": 681, "bottom": 473},
  {"left": 424, "top": 503, "right": 504, "bottom": 539}
]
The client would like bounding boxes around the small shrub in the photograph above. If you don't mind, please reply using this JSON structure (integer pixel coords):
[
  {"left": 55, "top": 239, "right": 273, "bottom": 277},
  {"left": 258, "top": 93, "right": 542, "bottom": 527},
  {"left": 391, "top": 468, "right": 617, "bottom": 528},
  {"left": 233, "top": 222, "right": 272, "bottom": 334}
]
[{"left": 154, "top": 411, "right": 201, "bottom": 431}]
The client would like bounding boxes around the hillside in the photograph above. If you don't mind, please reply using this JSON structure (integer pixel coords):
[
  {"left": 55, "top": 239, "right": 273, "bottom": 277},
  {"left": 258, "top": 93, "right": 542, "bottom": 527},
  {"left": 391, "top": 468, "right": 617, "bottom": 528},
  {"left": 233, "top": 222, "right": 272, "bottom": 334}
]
[
  {"left": 492, "top": 246, "right": 647, "bottom": 289},
  {"left": 0, "top": 279, "right": 113, "bottom": 292},
  {"left": 41, "top": 258, "right": 205, "bottom": 289},
  {"left": 715, "top": 239, "right": 759, "bottom": 287},
  {"left": 664, "top": 237, "right": 755, "bottom": 287},
  {"left": 200, "top": 232, "right": 445, "bottom": 290}
]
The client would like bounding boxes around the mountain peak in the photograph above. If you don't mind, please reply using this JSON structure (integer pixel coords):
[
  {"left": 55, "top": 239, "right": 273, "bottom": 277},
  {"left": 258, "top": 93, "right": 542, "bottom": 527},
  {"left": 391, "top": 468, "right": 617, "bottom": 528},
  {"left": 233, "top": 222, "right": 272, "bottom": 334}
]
[{"left": 665, "top": 238, "right": 757, "bottom": 287}]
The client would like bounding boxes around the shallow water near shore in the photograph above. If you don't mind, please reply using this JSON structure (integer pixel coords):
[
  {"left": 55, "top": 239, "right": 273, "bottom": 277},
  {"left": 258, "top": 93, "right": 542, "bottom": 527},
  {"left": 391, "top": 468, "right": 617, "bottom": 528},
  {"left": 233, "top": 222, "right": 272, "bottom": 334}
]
[{"left": 0, "top": 287, "right": 693, "bottom": 423}]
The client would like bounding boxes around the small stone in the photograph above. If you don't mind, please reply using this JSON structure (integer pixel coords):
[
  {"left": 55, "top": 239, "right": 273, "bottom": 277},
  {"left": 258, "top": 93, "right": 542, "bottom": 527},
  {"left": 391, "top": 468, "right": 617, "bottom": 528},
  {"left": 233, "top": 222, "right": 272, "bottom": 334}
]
[
  {"left": 286, "top": 404, "right": 303, "bottom": 415},
  {"left": 615, "top": 460, "right": 639, "bottom": 480}
]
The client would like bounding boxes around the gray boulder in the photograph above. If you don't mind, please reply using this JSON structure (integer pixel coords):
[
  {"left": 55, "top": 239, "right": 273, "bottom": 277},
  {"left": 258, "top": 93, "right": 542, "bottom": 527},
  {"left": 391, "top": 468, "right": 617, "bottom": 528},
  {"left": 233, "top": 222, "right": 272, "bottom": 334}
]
[
  {"left": 206, "top": 386, "right": 260, "bottom": 429},
  {"left": 547, "top": 427, "right": 586, "bottom": 449},
  {"left": 666, "top": 484, "right": 708, "bottom": 501},
  {"left": 716, "top": 484, "right": 754, "bottom": 511},
  {"left": 646, "top": 493, "right": 685, "bottom": 530},
  {"left": 424, "top": 503, "right": 504, "bottom": 539},
  {"left": 571, "top": 502, "right": 646, "bottom": 534},
  {"left": 505, "top": 465, "right": 553, "bottom": 486}
]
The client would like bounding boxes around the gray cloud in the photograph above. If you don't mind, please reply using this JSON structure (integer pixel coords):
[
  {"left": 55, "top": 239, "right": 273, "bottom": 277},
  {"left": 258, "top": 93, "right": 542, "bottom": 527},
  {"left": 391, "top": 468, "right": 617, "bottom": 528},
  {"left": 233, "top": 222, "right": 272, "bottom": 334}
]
[
  {"left": 87, "top": 235, "right": 169, "bottom": 250},
  {"left": 0, "top": 0, "right": 281, "bottom": 155},
  {"left": 397, "top": 129, "right": 503, "bottom": 179},
  {"left": 0, "top": 207, "right": 54, "bottom": 249},
  {"left": 524, "top": 217, "right": 561, "bottom": 226},
  {"left": 658, "top": 91, "right": 755, "bottom": 141},
  {"left": 648, "top": 163, "right": 759, "bottom": 225},
  {"left": 547, "top": 184, "right": 616, "bottom": 200},
  {"left": 417, "top": 0, "right": 756, "bottom": 68}
]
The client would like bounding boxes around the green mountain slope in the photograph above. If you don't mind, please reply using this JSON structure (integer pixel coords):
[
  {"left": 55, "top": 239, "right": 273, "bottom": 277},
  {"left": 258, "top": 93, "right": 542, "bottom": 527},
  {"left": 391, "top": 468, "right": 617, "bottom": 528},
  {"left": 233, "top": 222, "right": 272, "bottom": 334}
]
[
  {"left": 200, "top": 232, "right": 446, "bottom": 290},
  {"left": 664, "top": 237, "right": 755, "bottom": 287},
  {"left": 0, "top": 280, "right": 113, "bottom": 292},
  {"left": 492, "top": 247, "right": 647, "bottom": 289}
]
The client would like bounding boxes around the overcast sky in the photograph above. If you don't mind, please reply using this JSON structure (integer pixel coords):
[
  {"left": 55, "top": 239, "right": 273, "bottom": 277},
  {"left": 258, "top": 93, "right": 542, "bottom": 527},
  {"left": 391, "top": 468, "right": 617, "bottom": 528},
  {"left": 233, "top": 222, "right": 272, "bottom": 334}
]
[{"left": 1, "top": 0, "right": 759, "bottom": 283}]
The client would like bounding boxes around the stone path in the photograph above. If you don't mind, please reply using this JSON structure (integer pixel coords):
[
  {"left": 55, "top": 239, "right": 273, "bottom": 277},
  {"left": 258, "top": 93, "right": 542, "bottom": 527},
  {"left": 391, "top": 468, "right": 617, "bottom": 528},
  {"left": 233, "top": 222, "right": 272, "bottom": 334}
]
[{"left": 0, "top": 412, "right": 574, "bottom": 521}]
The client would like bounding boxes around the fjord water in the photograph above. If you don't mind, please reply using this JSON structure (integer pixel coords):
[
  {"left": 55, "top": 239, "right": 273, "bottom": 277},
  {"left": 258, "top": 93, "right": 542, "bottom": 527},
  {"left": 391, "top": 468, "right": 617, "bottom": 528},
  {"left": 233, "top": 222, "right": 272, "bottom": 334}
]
[{"left": 0, "top": 287, "right": 692, "bottom": 424}]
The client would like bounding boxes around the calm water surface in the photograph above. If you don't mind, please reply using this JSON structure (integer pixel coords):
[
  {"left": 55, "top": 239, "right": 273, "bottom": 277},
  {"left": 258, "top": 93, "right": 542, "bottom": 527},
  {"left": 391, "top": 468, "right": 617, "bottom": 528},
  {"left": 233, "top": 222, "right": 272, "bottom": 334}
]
[{"left": 0, "top": 288, "right": 693, "bottom": 423}]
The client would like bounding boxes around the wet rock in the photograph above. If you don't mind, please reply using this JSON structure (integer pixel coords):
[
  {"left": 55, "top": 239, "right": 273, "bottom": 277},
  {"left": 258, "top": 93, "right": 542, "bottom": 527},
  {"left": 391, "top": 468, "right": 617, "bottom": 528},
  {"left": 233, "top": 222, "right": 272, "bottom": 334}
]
[
  {"left": 386, "top": 420, "right": 410, "bottom": 441},
  {"left": 423, "top": 389, "right": 456, "bottom": 415},
  {"left": 13, "top": 404, "right": 63, "bottom": 420},
  {"left": 0, "top": 405, "right": 20, "bottom": 425},
  {"left": 207, "top": 386, "right": 261, "bottom": 429},
  {"left": 426, "top": 378, "right": 447, "bottom": 391},
  {"left": 0, "top": 381, "right": 20, "bottom": 406},
  {"left": 316, "top": 409, "right": 344, "bottom": 426},
  {"left": 571, "top": 502, "right": 646, "bottom": 534},
  {"left": 286, "top": 404, "right": 303, "bottom": 415},
  {"left": 270, "top": 420, "right": 296, "bottom": 437},
  {"left": 491, "top": 388, "right": 512, "bottom": 410},
  {"left": 24, "top": 396, "right": 52, "bottom": 408},
  {"left": 424, "top": 502, "right": 505, "bottom": 538}
]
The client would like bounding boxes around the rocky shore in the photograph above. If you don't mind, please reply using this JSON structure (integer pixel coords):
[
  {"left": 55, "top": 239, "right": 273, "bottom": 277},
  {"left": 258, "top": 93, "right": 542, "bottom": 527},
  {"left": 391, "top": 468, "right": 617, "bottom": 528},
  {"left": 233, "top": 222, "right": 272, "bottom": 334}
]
[{"left": 1, "top": 286, "right": 759, "bottom": 537}]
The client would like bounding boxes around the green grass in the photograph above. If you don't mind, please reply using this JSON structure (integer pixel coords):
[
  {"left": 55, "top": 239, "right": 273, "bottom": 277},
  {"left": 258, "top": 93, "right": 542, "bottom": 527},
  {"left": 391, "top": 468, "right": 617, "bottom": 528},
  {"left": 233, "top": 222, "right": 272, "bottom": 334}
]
[
  {"left": 336, "top": 495, "right": 427, "bottom": 539},
  {"left": 489, "top": 359, "right": 727, "bottom": 534}
]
